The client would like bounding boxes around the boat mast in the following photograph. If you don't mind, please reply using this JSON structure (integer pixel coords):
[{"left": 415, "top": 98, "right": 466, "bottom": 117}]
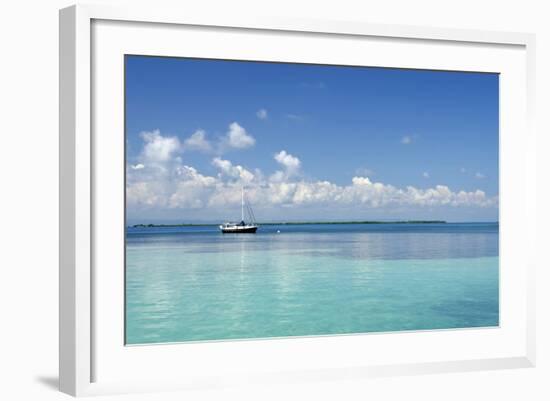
[{"left": 241, "top": 186, "right": 244, "bottom": 222}]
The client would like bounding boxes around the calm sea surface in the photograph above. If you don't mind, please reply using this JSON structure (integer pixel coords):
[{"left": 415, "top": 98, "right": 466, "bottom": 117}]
[{"left": 125, "top": 223, "right": 499, "bottom": 344}]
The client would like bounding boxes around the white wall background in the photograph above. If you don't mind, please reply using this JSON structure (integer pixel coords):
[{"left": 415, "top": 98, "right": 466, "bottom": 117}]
[{"left": 0, "top": 0, "right": 548, "bottom": 399}]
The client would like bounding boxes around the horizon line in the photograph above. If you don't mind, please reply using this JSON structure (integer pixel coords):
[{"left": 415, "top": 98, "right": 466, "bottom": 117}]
[{"left": 128, "top": 220, "right": 500, "bottom": 228}]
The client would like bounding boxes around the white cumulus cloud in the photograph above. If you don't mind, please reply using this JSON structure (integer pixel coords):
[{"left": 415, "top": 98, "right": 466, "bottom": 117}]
[
  {"left": 271, "top": 150, "right": 301, "bottom": 182},
  {"left": 274, "top": 150, "right": 301, "bottom": 170},
  {"left": 212, "top": 157, "right": 255, "bottom": 183},
  {"left": 224, "top": 122, "right": 255, "bottom": 149},
  {"left": 256, "top": 109, "right": 268, "bottom": 120},
  {"left": 183, "top": 129, "right": 211, "bottom": 152},
  {"left": 140, "top": 129, "right": 181, "bottom": 163}
]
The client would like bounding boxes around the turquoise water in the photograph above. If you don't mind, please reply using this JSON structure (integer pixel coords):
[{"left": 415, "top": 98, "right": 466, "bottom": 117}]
[{"left": 125, "top": 223, "right": 499, "bottom": 344}]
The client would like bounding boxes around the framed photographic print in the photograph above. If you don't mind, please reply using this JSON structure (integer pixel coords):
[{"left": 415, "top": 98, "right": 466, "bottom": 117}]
[
  {"left": 125, "top": 56, "right": 501, "bottom": 345},
  {"left": 60, "top": 4, "right": 536, "bottom": 396}
]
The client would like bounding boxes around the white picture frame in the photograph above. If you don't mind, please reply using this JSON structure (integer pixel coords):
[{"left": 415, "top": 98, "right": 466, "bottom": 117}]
[{"left": 59, "top": 3, "right": 536, "bottom": 397}]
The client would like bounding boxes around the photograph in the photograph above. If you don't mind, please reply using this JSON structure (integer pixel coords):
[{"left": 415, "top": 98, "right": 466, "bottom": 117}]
[{"left": 124, "top": 55, "right": 499, "bottom": 345}]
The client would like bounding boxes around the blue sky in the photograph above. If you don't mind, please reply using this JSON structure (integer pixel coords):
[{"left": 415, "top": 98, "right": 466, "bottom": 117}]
[{"left": 125, "top": 55, "right": 499, "bottom": 223}]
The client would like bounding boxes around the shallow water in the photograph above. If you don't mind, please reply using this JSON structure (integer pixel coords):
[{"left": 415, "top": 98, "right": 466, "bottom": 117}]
[{"left": 125, "top": 223, "right": 499, "bottom": 344}]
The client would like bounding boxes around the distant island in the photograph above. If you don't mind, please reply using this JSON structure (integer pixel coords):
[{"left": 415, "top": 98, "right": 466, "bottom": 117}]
[{"left": 131, "top": 220, "right": 447, "bottom": 228}]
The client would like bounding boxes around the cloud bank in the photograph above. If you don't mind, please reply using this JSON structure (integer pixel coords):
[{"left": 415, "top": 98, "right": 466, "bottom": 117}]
[{"left": 127, "top": 130, "right": 498, "bottom": 220}]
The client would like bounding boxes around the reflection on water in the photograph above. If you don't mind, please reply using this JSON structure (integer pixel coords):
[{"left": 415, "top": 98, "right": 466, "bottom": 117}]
[{"left": 126, "top": 223, "right": 499, "bottom": 344}]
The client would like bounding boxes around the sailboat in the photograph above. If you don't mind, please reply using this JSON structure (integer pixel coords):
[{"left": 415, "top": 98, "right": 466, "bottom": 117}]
[{"left": 219, "top": 187, "right": 259, "bottom": 233}]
